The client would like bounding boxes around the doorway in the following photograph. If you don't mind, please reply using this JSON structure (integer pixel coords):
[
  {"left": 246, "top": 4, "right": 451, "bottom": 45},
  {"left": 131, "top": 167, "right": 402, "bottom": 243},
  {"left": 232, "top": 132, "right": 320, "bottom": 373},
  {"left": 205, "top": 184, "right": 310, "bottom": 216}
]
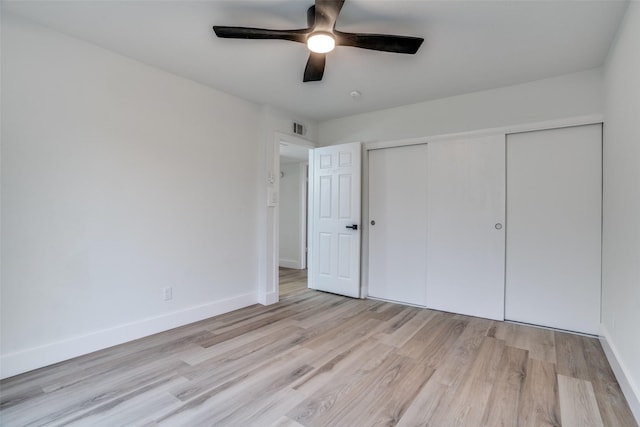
[{"left": 278, "top": 138, "right": 311, "bottom": 297}]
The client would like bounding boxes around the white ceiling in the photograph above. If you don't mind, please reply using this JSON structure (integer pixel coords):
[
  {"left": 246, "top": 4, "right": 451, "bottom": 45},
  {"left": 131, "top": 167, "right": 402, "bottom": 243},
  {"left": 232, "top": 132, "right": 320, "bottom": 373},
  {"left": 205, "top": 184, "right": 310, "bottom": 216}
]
[{"left": 2, "top": 0, "right": 628, "bottom": 121}]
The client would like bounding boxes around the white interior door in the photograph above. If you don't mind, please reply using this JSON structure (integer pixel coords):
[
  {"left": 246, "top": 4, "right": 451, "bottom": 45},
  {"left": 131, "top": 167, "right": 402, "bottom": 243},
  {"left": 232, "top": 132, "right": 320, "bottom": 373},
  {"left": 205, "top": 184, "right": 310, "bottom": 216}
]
[
  {"left": 368, "top": 144, "right": 428, "bottom": 306},
  {"left": 308, "top": 142, "right": 361, "bottom": 298},
  {"left": 426, "top": 135, "right": 506, "bottom": 321},
  {"left": 505, "top": 124, "right": 602, "bottom": 334}
]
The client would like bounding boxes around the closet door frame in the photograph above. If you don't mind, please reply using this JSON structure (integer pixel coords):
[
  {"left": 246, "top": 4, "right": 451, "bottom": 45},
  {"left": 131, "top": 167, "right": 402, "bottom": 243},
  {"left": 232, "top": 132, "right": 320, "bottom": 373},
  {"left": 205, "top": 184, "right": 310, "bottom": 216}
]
[{"left": 361, "top": 114, "right": 603, "bottom": 303}]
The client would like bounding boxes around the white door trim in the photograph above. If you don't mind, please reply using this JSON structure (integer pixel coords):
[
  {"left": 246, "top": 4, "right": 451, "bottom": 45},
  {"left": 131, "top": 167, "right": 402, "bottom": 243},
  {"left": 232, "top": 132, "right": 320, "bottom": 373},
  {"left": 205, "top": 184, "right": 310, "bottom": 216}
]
[
  {"left": 363, "top": 114, "right": 604, "bottom": 151},
  {"left": 261, "top": 132, "right": 315, "bottom": 305},
  {"left": 298, "top": 162, "right": 308, "bottom": 270}
]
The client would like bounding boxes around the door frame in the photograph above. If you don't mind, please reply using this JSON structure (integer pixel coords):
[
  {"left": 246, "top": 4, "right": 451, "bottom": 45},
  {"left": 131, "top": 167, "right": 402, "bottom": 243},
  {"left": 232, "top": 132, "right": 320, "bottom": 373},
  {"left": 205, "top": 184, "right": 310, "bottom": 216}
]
[{"left": 262, "top": 132, "right": 315, "bottom": 305}]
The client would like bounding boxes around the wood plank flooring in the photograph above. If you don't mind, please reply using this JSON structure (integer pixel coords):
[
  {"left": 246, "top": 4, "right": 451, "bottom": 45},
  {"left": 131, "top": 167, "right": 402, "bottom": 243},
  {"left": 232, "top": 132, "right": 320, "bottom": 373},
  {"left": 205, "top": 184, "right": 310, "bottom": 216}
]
[{"left": 0, "top": 268, "right": 636, "bottom": 426}]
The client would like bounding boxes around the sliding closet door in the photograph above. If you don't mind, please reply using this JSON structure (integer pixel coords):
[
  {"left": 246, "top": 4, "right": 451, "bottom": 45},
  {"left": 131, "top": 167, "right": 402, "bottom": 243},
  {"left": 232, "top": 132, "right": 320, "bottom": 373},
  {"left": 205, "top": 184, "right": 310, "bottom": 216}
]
[
  {"left": 426, "top": 135, "right": 506, "bottom": 321},
  {"left": 505, "top": 124, "right": 601, "bottom": 334},
  {"left": 368, "top": 144, "right": 428, "bottom": 306}
]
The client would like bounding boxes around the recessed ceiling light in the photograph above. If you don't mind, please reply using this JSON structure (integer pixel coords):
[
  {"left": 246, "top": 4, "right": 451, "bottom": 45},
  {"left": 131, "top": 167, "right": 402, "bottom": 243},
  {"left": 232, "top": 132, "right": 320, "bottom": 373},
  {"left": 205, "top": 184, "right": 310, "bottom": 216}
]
[{"left": 350, "top": 90, "right": 362, "bottom": 99}]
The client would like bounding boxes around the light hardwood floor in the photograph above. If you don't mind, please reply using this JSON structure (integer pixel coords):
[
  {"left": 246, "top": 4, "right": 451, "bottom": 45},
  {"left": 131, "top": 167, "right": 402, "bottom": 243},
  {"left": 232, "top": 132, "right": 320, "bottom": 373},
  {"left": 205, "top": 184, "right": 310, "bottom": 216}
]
[{"left": 0, "top": 268, "right": 636, "bottom": 426}]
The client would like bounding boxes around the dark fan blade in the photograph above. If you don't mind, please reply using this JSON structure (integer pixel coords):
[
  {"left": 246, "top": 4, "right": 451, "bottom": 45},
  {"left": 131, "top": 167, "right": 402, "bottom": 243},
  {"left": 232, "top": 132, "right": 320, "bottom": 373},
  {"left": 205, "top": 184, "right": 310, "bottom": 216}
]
[
  {"left": 213, "top": 26, "right": 309, "bottom": 43},
  {"left": 303, "top": 53, "right": 326, "bottom": 82},
  {"left": 334, "top": 30, "right": 424, "bottom": 54},
  {"left": 307, "top": 5, "right": 316, "bottom": 28},
  {"left": 313, "top": 0, "right": 345, "bottom": 31}
]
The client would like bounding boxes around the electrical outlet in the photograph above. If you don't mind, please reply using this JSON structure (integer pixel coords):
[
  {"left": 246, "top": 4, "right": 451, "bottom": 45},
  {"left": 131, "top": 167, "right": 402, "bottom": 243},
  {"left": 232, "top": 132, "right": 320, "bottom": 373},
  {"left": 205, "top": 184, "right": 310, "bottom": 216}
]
[{"left": 163, "top": 287, "right": 173, "bottom": 301}]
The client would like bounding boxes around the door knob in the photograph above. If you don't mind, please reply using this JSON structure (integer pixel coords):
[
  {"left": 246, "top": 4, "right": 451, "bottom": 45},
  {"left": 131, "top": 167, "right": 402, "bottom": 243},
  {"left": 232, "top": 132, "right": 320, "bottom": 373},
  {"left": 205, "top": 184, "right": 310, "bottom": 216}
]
[
  {"left": 346, "top": 224, "right": 358, "bottom": 230},
  {"left": 495, "top": 223, "right": 503, "bottom": 230},
  {"left": 371, "top": 220, "right": 376, "bottom": 226}
]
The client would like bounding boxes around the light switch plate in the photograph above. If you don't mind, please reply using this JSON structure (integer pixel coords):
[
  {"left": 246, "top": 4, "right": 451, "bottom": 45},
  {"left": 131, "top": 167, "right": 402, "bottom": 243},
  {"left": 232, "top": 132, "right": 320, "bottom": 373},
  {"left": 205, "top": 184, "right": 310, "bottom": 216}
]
[{"left": 267, "top": 187, "right": 278, "bottom": 207}]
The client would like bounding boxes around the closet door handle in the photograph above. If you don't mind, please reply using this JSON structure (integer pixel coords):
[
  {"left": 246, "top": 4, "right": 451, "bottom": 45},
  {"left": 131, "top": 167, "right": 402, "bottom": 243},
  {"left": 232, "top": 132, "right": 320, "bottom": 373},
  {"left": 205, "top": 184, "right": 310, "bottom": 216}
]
[{"left": 346, "top": 224, "right": 358, "bottom": 230}]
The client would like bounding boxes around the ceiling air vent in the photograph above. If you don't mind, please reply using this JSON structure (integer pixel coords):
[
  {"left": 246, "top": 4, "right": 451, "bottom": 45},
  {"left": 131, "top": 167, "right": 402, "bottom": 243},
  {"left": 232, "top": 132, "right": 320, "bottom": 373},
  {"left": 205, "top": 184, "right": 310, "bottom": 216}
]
[{"left": 293, "top": 122, "right": 306, "bottom": 136}]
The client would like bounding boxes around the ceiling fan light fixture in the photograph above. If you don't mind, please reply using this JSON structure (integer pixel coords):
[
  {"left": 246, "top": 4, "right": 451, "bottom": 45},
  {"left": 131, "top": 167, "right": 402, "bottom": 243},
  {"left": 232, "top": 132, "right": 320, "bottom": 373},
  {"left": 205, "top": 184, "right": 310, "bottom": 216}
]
[
  {"left": 307, "top": 32, "right": 335, "bottom": 53},
  {"left": 213, "top": 0, "right": 424, "bottom": 82}
]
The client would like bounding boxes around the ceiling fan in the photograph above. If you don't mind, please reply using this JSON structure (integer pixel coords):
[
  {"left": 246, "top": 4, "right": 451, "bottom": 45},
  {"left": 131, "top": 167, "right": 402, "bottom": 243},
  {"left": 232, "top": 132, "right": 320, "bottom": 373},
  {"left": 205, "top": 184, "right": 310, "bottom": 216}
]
[{"left": 213, "top": 0, "right": 424, "bottom": 82}]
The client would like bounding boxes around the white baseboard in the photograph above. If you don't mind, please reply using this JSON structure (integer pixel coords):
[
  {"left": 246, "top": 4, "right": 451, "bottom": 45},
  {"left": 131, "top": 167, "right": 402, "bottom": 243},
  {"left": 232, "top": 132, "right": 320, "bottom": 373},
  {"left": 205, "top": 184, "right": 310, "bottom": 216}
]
[
  {"left": 0, "top": 292, "right": 258, "bottom": 380},
  {"left": 600, "top": 323, "right": 640, "bottom": 424},
  {"left": 279, "top": 259, "right": 302, "bottom": 269}
]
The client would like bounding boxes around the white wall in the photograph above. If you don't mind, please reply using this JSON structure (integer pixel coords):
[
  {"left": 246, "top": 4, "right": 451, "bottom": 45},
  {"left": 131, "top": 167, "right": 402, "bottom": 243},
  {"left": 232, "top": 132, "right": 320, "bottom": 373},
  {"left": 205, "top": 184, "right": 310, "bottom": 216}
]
[
  {"left": 1, "top": 14, "right": 265, "bottom": 378},
  {"left": 279, "top": 162, "right": 305, "bottom": 269},
  {"left": 601, "top": 1, "right": 640, "bottom": 420},
  {"left": 318, "top": 68, "right": 603, "bottom": 145}
]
